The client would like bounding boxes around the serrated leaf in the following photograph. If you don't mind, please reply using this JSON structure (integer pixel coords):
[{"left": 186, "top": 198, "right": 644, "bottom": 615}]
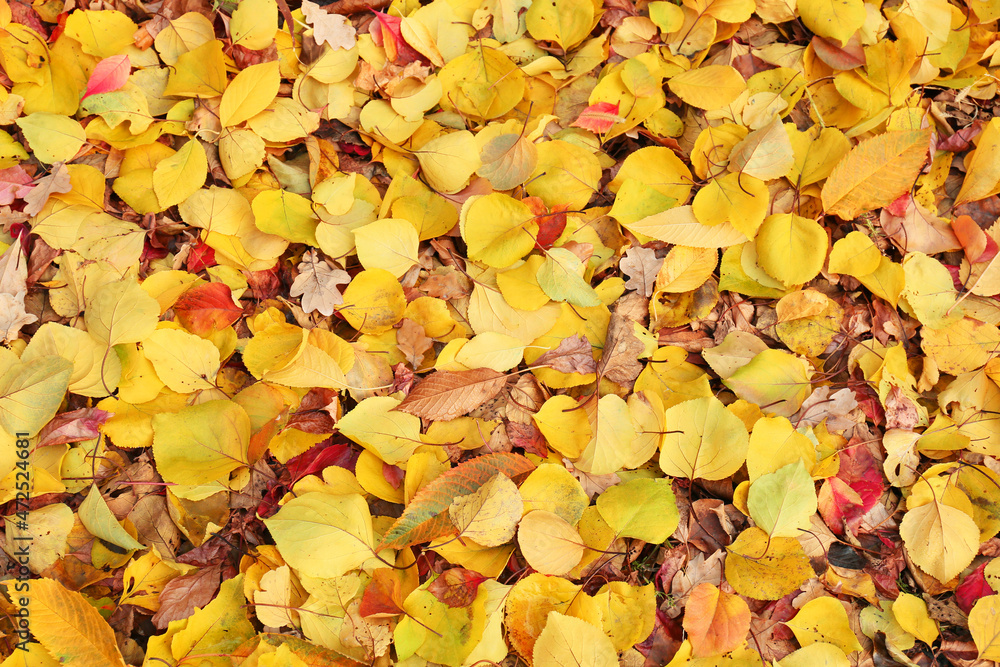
[{"left": 378, "top": 452, "right": 535, "bottom": 550}]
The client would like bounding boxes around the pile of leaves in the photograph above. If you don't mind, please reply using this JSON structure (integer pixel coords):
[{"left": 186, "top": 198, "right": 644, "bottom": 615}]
[{"left": 5, "top": 0, "right": 1000, "bottom": 664}]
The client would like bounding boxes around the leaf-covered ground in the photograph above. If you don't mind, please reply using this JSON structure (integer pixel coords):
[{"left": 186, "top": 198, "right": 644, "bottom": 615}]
[{"left": 2, "top": 0, "right": 1000, "bottom": 664}]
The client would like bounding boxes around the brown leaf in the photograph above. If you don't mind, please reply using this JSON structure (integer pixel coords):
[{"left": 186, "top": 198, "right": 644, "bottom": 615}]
[
  {"left": 620, "top": 246, "right": 662, "bottom": 297},
  {"left": 396, "top": 318, "right": 433, "bottom": 369},
  {"left": 151, "top": 564, "right": 221, "bottom": 629},
  {"left": 597, "top": 299, "right": 647, "bottom": 385},
  {"left": 533, "top": 334, "right": 597, "bottom": 375},
  {"left": 395, "top": 368, "right": 508, "bottom": 421}
]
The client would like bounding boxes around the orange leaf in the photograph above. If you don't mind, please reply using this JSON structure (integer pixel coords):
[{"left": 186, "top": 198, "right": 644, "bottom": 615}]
[
  {"left": 954, "top": 215, "right": 998, "bottom": 264},
  {"left": 173, "top": 282, "right": 243, "bottom": 335},
  {"left": 395, "top": 368, "right": 508, "bottom": 421},
  {"left": 359, "top": 568, "right": 405, "bottom": 618},
  {"left": 377, "top": 452, "right": 535, "bottom": 550},
  {"left": 682, "top": 582, "right": 751, "bottom": 658}
]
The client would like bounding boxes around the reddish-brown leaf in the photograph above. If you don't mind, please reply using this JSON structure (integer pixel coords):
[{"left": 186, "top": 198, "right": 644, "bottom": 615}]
[
  {"left": 377, "top": 452, "right": 535, "bottom": 550},
  {"left": 359, "top": 568, "right": 405, "bottom": 618},
  {"left": 36, "top": 408, "right": 111, "bottom": 448},
  {"left": 428, "top": 568, "right": 487, "bottom": 608},
  {"left": 395, "top": 368, "right": 507, "bottom": 421},
  {"left": 533, "top": 334, "right": 597, "bottom": 375},
  {"left": 173, "top": 282, "right": 243, "bottom": 335},
  {"left": 151, "top": 564, "right": 220, "bottom": 629},
  {"left": 682, "top": 583, "right": 751, "bottom": 658}
]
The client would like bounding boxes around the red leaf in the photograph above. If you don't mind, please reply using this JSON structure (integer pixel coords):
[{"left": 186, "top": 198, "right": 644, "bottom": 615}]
[
  {"left": 428, "top": 568, "right": 487, "bottom": 608},
  {"left": 956, "top": 562, "right": 992, "bottom": 614},
  {"left": 571, "top": 102, "right": 621, "bottom": 134},
  {"left": 186, "top": 241, "right": 216, "bottom": 273},
  {"left": 534, "top": 205, "right": 569, "bottom": 250},
  {"left": 83, "top": 55, "right": 130, "bottom": 100},
  {"left": 885, "top": 193, "right": 910, "bottom": 217},
  {"left": 285, "top": 441, "right": 357, "bottom": 484},
  {"left": 371, "top": 12, "right": 423, "bottom": 65},
  {"left": 173, "top": 282, "right": 243, "bottom": 335}
]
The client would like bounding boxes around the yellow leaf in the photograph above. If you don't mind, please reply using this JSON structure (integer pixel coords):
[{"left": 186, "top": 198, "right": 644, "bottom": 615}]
[
  {"left": 0, "top": 356, "right": 73, "bottom": 436},
  {"left": 461, "top": 193, "right": 539, "bottom": 268},
  {"left": 525, "top": 0, "right": 595, "bottom": 51},
  {"left": 659, "top": 396, "right": 749, "bottom": 480},
  {"left": 724, "top": 348, "right": 814, "bottom": 417},
  {"left": 533, "top": 612, "right": 617, "bottom": 667},
  {"left": 339, "top": 268, "right": 406, "bottom": 334},
  {"left": 230, "top": 0, "right": 278, "bottom": 50},
  {"left": 788, "top": 125, "right": 851, "bottom": 187},
  {"left": 64, "top": 9, "right": 136, "bottom": 58},
  {"left": 518, "top": 463, "right": 589, "bottom": 525},
  {"left": 828, "top": 231, "right": 881, "bottom": 276},
  {"left": 655, "top": 245, "right": 718, "bottom": 293},
  {"left": 152, "top": 139, "right": 207, "bottom": 210},
  {"left": 162, "top": 39, "right": 227, "bottom": 97},
  {"left": 970, "top": 595, "right": 1000, "bottom": 660},
  {"left": 449, "top": 473, "right": 524, "bottom": 546},
  {"left": 78, "top": 484, "right": 144, "bottom": 552},
  {"left": 755, "top": 213, "right": 828, "bottom": 286},
  {"left": 517, "top": 510, "right": 584, "bottom": 575},
  {"left": 154, "top": 12, "right": 215, "bottom": 66},
  {"left": 779, "top": 643, "right": 850, "bottom": 667},
  {"left": 956, "top": 118, "right": 1000, "bottom": 205},
  {"left": 625, "top": 205, "right": 748, "bottom": 248},
  {"left": 899, "top": 498, "right": 979, "bottom": 583},
  {"left": 668, "top": 65, "right": 747, "bottom": 110},
  {"left": 821, "top": 130, "right": 931, "bottom": 219},
  {"left": 15, "top": 113, "right": 85, "bottom": 164},
  {"left": 533, "top": 394, "right": 593, "bottom": 458},
  {"left": 692, "top": 173, "right": 769, "bottom": 237},
  {"left": 354, "top": 218, "right": 419, "bottom": 278},
  {"left": 338, "top": 395, "right": 423, "bottom": 465},
  {"left": 170, "top": 574, "right": 254, "bottom": 662},
  {"left": 219, "top": 127, "right": 266, "bottom": 180},
  {"left": 891, "top": 593, "right": 938, "bottom": 645},
  {"left": 595, "top": 477, "right": 679, "bottom": 543},
  {"left": 151, "top": 399, "right": 250, "bottom": 486},
  {"left": 264, "top": 491, "right": 374, "bottom": 578},
  {"left": 24, "top": 578, "right": 127, "bottom": 667},
  {"left": 728, "top": 116, "right": 795, "bottom": 181},
  {"left": 4, "top": 504, "right": 72, "bottom": 573},
  {"left": 416, "top": 130, "right": 480, "bottom": 194},
  {"left": 921, "top": 316, "right": 1000, "bottom": 375},
  {"left": 747, "top": 461, "right": 817, "bottom": 537},
  {"left": 797, "top": 0, "right": 865, "bottom": 44},
  {"left": 251, "top": 188, "right": 319, "bottom": 245},
  {"left": 785, "top": 597, "right": 862, "bottom": 655},
  {"left": 526, "top": 140, "right": 602, "bottom": 211},
  {"left": 220, "top": 60, "right": 280, "bottom": 127},
  {"left": 477, "top": 132, "right": 538, "bottom": 191},
  {"left": 142, "top": 328, "right": 220, "bottom": 393},
  {"left": 248, "top": 97, "right": 320, "bottom": 142}
]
